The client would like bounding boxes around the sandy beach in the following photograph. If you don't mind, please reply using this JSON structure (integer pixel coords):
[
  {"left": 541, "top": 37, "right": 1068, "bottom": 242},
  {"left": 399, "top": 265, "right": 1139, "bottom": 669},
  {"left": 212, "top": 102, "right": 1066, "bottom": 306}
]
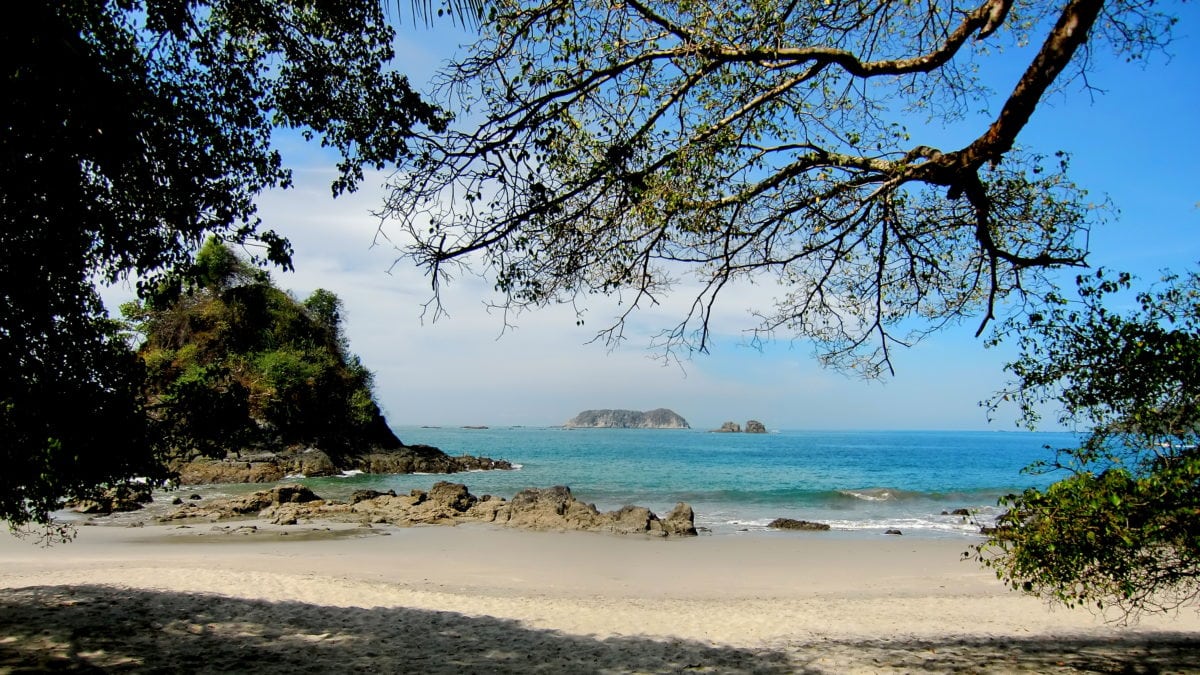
[{"left": 3, "top": 521, "right": 1199, "bottom": 673}]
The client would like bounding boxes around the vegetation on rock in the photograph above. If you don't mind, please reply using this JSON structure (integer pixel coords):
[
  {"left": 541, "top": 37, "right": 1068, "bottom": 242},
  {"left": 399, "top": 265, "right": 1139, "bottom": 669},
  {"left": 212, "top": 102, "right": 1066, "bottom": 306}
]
[
  {"left": 126, "top": 240, "right": 387, "bottom": 458},
  {"left": 712, "top": 421, "right": 768, "bottom": 433},
  {"left": 564, "top": 409, "right": 690, "bottom": 429},
  {"left": 123, "top": 240, "right": 505, "bottom": 479}
]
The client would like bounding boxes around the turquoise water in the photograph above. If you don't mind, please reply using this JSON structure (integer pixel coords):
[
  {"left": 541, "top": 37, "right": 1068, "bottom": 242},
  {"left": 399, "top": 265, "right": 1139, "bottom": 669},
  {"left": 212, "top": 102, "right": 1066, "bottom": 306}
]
[{"left": 300, "top": 427, "right": 1076, "bottom": 538}]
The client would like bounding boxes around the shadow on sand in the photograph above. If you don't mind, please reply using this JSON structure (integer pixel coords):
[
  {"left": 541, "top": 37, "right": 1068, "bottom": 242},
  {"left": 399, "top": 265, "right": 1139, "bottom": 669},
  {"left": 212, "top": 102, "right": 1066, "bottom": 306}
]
[{"left": 1, "top": 585, "right": 1198, "bottom": 673}]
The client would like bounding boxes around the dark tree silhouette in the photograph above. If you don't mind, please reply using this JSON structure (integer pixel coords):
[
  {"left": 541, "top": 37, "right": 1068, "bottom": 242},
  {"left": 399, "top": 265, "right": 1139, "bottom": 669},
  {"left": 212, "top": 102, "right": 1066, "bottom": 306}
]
[{"left": 1, "top": 1, "right": 445, "bottom": 529}]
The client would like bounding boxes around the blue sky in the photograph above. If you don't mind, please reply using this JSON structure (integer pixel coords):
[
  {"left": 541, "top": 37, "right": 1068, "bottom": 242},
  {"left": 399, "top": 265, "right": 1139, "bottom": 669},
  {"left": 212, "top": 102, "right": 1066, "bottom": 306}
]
[{"left": 106, "top": 5, "right": 1200, "bottom": 431}]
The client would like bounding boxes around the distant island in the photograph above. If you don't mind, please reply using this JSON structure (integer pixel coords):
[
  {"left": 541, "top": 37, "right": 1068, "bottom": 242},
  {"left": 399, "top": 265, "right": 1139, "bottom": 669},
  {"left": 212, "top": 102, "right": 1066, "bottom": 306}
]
[
  {"left": 564, "top": 408, "right": 690, "bottom": 429},
  {"left": 712, "top": 420, "right": 768, "bottom": 433}
]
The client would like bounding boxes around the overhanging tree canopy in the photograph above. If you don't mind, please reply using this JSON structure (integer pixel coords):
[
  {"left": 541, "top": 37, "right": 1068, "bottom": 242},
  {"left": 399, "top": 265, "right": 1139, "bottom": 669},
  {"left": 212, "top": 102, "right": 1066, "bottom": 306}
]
[
  {"left": 1, "top": 0, "right": 445, "bottom": 529},
  {"left": 380, "top": 0, "right": 1174, "bottom": 374}
]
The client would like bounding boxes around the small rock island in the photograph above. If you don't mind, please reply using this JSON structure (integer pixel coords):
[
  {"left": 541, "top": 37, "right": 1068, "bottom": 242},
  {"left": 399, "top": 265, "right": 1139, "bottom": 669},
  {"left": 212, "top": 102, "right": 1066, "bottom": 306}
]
[
  {"left": 564, "top": 408, "right": 690, "bottom": 429},
  {"left": 711, "top": 420, "right": 768, "bottom": 433}
]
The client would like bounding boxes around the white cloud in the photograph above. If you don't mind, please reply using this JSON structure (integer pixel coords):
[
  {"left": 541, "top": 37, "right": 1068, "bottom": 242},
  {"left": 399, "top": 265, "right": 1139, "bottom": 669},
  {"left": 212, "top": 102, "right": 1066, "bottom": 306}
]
[
  {"left": 93, "top": 161, "right": 1020, "bottom": 432},
  {"left": 239, "top": 165, "right": 1022, "bottom": 431}
]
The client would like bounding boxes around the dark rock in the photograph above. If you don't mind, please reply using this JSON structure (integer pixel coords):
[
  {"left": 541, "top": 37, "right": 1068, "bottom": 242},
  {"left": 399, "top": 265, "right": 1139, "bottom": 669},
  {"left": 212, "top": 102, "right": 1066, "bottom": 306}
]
[
  {"left": 285, "top": 448, "right": 338, "bottom": 477},
  {"left": 768, "top": 518, "right": 831, "bottom": 531},
  {"left": 429, "top": 481, "right": 477, "bottom": 512},
  {"left": 272, "top": 484, "right": 321, "bottom": 504},
  {"left": 161, "top": 481, "right": 698, "bottom": 538},
  {"left": 884, "top": 529, "right": 903, "bottom": 535},
  {"left": 612, "top": 505, "right": 655, "bottom": 534},
  {"left": 172, "top": 443, "right": 511, "bottom": 486},
  {"left": 158, "top": 483, "right": 322, "bottom": 522},
  {"left": 949, "top": 508, "right": 971, "bottom": 516},
  {"left": 745, "top": 420, "right": 767, "bottom": 434},
  {"left": 498, "top": 486, "right": 697, "bottom": 537},
  {"left": 68, "top": 484, "right": 153, "bottom": 514},
  {"left": 172, "top": 497, "right": 184, "bottom": 505},
  {"left": 350, "top": 489, "right": 397, "bottom": 505},
  {"left": 68, "top": 499, "right": 114, "bottom": 515},
  {"left": 189, "top": 494, "right": 202, "bottom": 500},
  {"left": 509, "top": 486, "right": 577, "bottom": 518},
  {"left": 450, "top": 455, "right": 515, "bottom": 471},
  {"left": 663, "top": 503, "right": 698, "bottom": 536},
  {"left": 353, "top": 446, "right": 513, "bottom": 475},
  {"left": 172, "top": 458, "right": 286, "bottom": 485}
]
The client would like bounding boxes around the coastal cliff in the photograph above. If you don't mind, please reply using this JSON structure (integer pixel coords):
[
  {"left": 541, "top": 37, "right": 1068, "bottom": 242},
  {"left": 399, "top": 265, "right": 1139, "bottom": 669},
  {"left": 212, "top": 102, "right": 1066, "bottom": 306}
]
[{"left": 565, "top": 408, "right": 690, "bottom": 429}]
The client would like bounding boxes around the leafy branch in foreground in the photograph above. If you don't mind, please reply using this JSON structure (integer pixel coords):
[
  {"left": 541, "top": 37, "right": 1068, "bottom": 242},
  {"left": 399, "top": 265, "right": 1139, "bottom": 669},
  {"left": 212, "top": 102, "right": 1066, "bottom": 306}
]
[
  {"left": 380, "top": 0, "right": 1174, "bottom": 374},
  {"left": 974, "top": 268, "right": 1200, "bottom": 615}
]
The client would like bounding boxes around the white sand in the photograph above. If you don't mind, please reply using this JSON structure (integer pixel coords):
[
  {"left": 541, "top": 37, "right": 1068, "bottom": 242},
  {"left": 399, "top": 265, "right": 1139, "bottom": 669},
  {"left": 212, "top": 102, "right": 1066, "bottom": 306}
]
[{"left": 2, "top": 521, "right": 1199, "bottom": 673}]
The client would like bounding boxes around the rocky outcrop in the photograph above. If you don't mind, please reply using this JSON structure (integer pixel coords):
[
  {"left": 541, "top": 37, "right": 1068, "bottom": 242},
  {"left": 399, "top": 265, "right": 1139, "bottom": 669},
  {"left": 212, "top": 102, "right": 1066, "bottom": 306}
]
[
  {"left": 661, "top": 503, "right": 699, "bottom": 536},
  {"left": 712, "top": 420, "right": 768, "bottom": 433},
  {"left": 484, "top": 486, "right": 694, "bottom": 536},
  {"left": 170, "top": 445, "right": 513, "bottom": 485},
  {"left": 767, "top": 518, "right": 830, "bottom": 531},
  {"left": 564, "top": 408, "right": 690, "bottom": 429},
  {"left": 163, "top": 484, "right": 324, "bottom": 522},
  {"left": 160, "top": 482, "right": 698, "bottom": 538},
  {"left": 68, "top": 484, "right": 154, "bottom": 514},
  {"left": 127, "top": 240, "right": 515, "bottom": 486}
]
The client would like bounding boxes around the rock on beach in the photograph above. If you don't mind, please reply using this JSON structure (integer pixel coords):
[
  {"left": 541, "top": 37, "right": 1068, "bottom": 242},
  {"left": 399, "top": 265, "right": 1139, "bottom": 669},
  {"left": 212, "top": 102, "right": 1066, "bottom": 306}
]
[{"left": 159, "top": 482, "right": 698, "bottom": 538}]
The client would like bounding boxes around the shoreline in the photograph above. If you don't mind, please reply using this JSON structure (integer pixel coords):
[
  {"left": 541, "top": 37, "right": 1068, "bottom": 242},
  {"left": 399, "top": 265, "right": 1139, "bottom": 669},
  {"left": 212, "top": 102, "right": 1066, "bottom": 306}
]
[
  {"left": 3, "top": 521, "right": 1200, "bottom": 672},
  {"left": 77, "top": 477, "right": 1007, "bottom": 540}
]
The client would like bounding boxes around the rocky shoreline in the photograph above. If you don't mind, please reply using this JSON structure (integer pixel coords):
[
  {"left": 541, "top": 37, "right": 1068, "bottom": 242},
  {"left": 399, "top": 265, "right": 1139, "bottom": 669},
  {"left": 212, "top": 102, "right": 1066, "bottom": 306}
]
[
  {"left": 168, "top": 444, "right": 512, "bottom": 485},
  {"left": 158, "top": 483, "right": 698, "bottom": 538}
]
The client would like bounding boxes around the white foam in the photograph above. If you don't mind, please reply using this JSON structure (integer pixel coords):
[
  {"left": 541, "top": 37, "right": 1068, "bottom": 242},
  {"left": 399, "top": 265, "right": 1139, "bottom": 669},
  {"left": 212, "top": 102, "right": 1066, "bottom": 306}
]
[{"left": 837, "top": 488, "right": 907, "bottom": 502}]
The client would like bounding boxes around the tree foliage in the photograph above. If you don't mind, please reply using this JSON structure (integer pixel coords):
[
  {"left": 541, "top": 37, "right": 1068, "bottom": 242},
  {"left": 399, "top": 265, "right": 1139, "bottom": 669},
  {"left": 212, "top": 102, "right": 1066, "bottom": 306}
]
[
  {"left": 127, "top": 241, "right": 396, "bottom": 464},
  {"left": 975, "top": 269, "right": 1200, "bottom": 614},
  {"left": 1, "top": 0, "right": 442, "bottom": 529},
  {"left": 380, "top": 0, "right": 1175, "bottom": 374}
]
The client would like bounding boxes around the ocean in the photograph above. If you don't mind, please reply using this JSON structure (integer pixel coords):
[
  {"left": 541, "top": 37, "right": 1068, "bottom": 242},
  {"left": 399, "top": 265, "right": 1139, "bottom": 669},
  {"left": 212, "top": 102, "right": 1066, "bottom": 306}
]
[{"left": 300, "top": 427, "right": 1076, "bottom": 539}]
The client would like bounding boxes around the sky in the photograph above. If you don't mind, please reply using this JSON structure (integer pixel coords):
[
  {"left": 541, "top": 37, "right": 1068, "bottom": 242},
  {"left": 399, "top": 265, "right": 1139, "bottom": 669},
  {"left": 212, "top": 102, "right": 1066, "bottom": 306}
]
[{"left": 106, "top": 4, "right": 1200, "bottom": 432}]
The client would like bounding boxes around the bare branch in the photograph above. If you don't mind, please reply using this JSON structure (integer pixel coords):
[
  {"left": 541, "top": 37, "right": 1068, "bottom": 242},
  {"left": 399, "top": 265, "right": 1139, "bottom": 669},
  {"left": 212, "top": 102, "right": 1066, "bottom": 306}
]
[{"left": 377, "top": 0, "right": 1168, "bottom": 373}]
